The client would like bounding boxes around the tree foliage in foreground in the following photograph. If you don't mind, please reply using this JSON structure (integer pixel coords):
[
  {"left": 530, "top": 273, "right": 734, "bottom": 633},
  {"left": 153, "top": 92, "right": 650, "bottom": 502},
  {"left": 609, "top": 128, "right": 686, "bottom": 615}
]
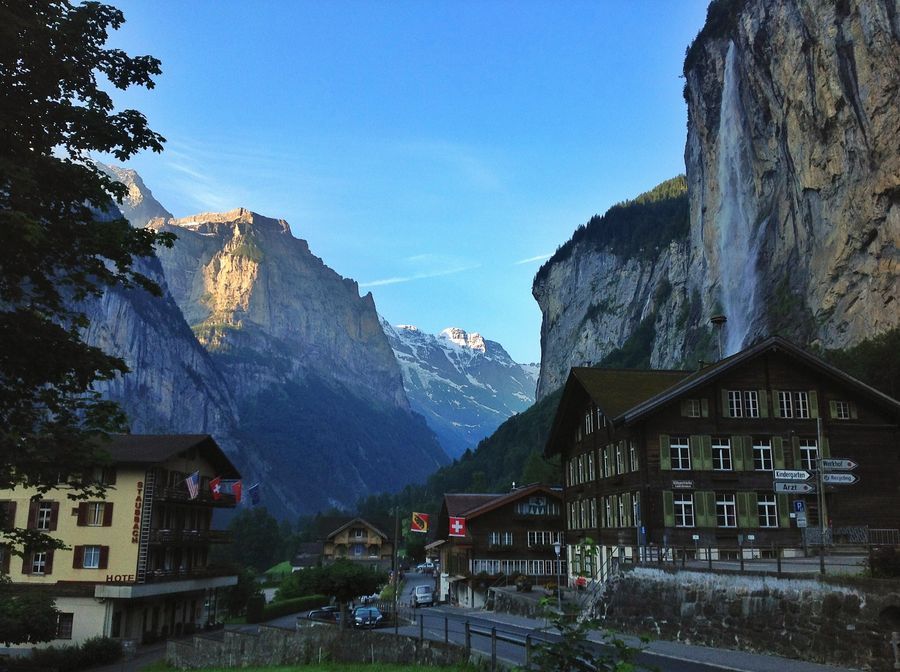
[
  {"left": 0, "top": 575, "right": 59, "bottom": 646},
  {"left": 0, "top": 0, "right": 173, "bottom": 556}
]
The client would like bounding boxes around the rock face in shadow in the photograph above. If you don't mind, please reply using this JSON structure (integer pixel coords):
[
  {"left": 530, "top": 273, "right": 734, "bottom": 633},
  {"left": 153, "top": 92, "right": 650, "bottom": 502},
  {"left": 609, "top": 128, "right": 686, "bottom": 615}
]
[{"left": 534, "top": 0, "right": 900, "bottom": 398}]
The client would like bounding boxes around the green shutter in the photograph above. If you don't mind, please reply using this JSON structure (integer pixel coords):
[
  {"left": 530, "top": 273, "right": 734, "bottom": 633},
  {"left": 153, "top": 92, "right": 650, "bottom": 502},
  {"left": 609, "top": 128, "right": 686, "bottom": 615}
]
[
  {"left": 773, "top": 437, "right": 785, "bottom": 469},
  {"left": 690, "top": 435, "right": 702, "bottom": 471},
  {"left": 809, "top": 391, "right": 819, "bottom": 418},
  {"left": 701, "top": 398, "right": 709, "bottom": 417},
  {"left": 694, "top": 490, "right": 707, "bottom": 527},
  {"left": 702, "top": 491, "right": 716, "bottom": 527},
  {"left": 701, "top": 435, "right": 713, "bottom": 470},
  {"left": 623, "top": 492, "right": 632, "bottom": 526},
  {"left": 777, "top": 494, "right": 790, "bottom": 528},
  {"left": 746, "top": 492, "right": 758, "bottom": 528},
  {"left": 743, "top": 436, "right": 754, "bottom": 471},
  {"left": 773, "top": 390, "right": 782, "bottom": 418},
  {"left": 737, "top": 492, "right": 753, "bottom": 528},
  {"left": 850, "top": 402, "right": 858, "bottom": 419},
  {"left": 758, "top": 390, "right": 769, "bottom": 418},
  {"left": 792, "top": 436, "right": 801, "bottom": 468},
  {"left": 732, "top": 435, "right": 745, "bottom": 470},
  {"left": 829, "top": 400, "right": 838, "bottom": 419},
  {"left": 659, "top": 435, "right": 670, "bottom": 471},
  {"left": 721, "top": 389, "right": 731, "bottom": 417},
  {"left": 663, "top": 491, "right": 675, "bottom": 527},
  {"left": 821, "top": 438, "right": 831, "bottom": 458}
]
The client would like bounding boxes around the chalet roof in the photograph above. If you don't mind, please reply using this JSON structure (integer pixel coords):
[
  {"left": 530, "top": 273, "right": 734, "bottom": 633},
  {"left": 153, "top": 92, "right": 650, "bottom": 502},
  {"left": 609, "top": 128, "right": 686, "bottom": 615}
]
[
  {"left": 318, "top": 516, "right": 391, "bottom": 541},
  {"left": 103, "top": 434, "right": 240, "bottom": 477},
  {"left": 571, "top": 368, "right": 689, "bottom": 419},
  {"left": 443, "top": 484, "right": 562, "bottom": 521}
]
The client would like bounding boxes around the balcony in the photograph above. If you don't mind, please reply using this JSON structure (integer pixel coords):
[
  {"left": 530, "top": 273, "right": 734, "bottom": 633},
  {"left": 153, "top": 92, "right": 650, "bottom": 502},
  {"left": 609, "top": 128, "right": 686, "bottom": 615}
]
[
  {"left": 147, "top": 529, "right": 231, "bottom": 544},
  {"left": 154, "top": 486, "right": 236, "bottom": 506},
  {"left": 143, "top": 565, "right": 235, "bottom": 583}
]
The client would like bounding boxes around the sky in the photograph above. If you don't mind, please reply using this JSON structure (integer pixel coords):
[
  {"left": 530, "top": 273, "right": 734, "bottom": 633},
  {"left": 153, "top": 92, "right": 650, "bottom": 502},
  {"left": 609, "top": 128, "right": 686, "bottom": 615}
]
[{"left": 106, "top": 1, "right": 709, "bottom": 364}]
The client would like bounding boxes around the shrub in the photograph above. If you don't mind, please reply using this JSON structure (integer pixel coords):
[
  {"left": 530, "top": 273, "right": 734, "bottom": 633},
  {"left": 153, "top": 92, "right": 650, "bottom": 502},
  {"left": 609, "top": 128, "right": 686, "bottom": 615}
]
[
  {"left": 247, "top": 594, "right": 329, "bottom": 623},
  {"left": 25, "top": 637, "right": 122, "bottom": 672},
  {"left": 245, "top": 595, "right": 265, "bottom": 623},
  {"left": 78, "top": 636, "right": 123, "bottom": 667},
  {"left": 868, "top": 547, "right": 900, "bottom": 578}
]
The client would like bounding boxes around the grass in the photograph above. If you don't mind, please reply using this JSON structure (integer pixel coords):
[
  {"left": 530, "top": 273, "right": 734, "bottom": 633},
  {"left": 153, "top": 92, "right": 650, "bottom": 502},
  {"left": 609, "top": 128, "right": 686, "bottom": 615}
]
[{"left": 141, "top": 664, "right": 474, "bottom": 672}]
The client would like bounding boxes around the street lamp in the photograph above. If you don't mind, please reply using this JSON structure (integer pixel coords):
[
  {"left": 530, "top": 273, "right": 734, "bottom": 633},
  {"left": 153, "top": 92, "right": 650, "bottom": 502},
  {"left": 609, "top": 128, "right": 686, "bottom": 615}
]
[{"left": 552, "top": 540, "right": 562, "bottom": 612}]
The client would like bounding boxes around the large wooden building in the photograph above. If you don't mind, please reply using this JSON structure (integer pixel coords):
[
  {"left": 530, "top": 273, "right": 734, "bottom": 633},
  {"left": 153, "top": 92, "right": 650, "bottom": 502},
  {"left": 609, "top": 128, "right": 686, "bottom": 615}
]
[
  {"left": 545, "top": 337, "right": 900, "bottom": 584},
  {"left": 434, "top": 484, "right": 566, "bottom": 608},
  {"left": 0, "top": 435, "right": 240, "bottom": 647}
]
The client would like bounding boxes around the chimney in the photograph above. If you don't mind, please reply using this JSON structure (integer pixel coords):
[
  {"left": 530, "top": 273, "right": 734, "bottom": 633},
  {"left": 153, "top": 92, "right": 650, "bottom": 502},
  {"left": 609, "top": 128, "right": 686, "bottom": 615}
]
[{"left": 710, "top": 314, "right": 727, "bottom": 360}]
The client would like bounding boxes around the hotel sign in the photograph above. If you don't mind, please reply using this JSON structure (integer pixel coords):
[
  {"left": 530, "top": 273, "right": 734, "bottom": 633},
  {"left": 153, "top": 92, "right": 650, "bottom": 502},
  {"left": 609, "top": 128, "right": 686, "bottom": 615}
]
[{"left": 132, "top": 480, "right": 143, "bottom": 543}]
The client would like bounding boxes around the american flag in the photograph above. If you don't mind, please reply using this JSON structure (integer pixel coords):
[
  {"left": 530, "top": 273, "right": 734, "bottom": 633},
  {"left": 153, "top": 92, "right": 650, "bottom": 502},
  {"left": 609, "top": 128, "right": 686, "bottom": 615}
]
[{"left": 184, "top": 471, "right": 200, "bottom": 500}]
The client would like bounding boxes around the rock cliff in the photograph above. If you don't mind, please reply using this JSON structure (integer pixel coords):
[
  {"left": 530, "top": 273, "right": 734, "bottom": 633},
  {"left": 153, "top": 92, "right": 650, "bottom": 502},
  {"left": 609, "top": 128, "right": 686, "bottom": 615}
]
[
  {"left": 534, "top": 0, "right": 900, "bottom": 398},
  {"left": 381, "top": 320, "right": 538, "bottom": 458}
]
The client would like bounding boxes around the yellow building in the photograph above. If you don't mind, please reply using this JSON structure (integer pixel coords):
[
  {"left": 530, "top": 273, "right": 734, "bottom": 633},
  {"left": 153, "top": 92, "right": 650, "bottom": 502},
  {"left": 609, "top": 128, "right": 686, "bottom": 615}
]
[
  {"left": 321, "top": 517, "right": 394, "bottom": 571},
  {"left": 0, "top": 434, "right": 241, "bottom": 646}
]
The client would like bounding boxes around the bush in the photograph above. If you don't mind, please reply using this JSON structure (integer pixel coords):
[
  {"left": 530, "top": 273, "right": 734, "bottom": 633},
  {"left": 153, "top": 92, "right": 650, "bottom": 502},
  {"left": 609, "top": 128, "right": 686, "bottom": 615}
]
[
  {"left": 247, "top": 594, "right": 329, "bottom": 623},
  {"left": 245, "top": 595, "right": 265, "bottom": 623},
  {"left": 868, "top": 547, "right": 900, "bottom": 578},
  {"left": 24, "top": 637, "right": 122, "bottom": 672}
]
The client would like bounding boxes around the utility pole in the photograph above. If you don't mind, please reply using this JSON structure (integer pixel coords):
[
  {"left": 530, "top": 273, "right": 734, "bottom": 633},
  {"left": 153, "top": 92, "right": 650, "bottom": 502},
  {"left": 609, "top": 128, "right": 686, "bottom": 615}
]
[{"left": 817, "top": 417, "right": 827, "bottom": 574}]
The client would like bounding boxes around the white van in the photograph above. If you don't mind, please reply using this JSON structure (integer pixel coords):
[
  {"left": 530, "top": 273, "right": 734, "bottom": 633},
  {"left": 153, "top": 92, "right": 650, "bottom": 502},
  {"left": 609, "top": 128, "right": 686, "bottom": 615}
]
[{"left": 412, "top": 584, "right": 434, "bottom": 608}]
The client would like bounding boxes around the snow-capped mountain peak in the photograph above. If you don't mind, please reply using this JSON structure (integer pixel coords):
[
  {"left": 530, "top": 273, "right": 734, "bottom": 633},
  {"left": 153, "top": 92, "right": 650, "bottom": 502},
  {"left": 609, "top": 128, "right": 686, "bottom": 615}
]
[{"left": 440, "top": 327, "right": 486, "bottom": 353}]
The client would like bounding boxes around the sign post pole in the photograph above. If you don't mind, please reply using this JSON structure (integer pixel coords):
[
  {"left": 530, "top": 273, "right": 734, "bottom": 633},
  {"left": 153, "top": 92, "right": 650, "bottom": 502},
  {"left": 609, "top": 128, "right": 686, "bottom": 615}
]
[{"left": 817, "top": 417, "right": 826, "bottom": 575}]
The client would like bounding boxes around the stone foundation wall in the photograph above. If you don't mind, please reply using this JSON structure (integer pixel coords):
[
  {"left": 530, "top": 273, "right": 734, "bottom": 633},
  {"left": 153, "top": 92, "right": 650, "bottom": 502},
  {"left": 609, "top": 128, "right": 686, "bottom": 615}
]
[
  {"left": 167, "top": 625, "right": 468, "bottom": 669},
  {"left": 598, "top": 568, "right": 900, "bottom": 670}
]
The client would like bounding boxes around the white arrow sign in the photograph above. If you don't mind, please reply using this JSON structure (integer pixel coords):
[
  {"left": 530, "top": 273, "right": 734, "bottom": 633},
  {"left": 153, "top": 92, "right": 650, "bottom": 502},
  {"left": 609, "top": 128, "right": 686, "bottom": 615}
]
[
  {"left": 821, "top": 458, "right": 858, "bottom": 471},
  {"left": 774, "top": 469, "right": 812, "bottom": 481},
  {"left": 823, "top": 473, "right": 859, "bottom": 485},
  {"left": 774, "top": 482, "right": 816, "bottom": 494}
]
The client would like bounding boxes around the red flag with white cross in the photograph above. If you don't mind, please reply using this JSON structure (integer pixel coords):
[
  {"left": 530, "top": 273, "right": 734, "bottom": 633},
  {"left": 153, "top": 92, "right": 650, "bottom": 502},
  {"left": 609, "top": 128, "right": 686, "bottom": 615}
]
[{"left": 448, "top": 516, "right": 467, "bottom": 537}]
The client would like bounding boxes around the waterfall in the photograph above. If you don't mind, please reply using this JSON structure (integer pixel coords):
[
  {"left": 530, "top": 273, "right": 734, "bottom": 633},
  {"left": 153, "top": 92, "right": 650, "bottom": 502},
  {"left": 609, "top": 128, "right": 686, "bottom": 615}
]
[{"left": 716, "top": 41, "right": 761, "bottom": 355}]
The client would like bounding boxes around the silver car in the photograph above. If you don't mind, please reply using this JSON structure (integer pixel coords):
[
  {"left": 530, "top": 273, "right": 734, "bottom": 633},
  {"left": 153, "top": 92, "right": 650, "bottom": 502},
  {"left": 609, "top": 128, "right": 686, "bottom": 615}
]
[{"left": 412, "top": 584, "right": 433, "bottom": 607}]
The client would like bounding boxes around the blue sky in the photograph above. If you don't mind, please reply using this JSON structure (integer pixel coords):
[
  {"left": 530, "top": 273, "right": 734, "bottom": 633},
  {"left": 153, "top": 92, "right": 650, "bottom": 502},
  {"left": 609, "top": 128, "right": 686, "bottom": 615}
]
[{"left": 108, "top": 1, "right": 709, "bottom": 364}]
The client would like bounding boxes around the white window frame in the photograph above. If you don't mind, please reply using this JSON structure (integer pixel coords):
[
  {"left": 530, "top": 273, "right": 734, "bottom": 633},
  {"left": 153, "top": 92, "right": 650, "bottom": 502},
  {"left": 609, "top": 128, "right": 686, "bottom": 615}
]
[
  {"left": 83, "top": 545, "right": 101, "bottom": 569},
  {"left": 716, "top": 493, "right": 737, "bottom": 528},
  {"left": 590, "top": 499, "right": 597, "bottom": 528},
  {"left": 31, "top": 550, "right": 47, "bottom": 574},
  {"left": 685, "top": 399, "right": 701, "bottom": 418},
  {"left": 587, "top": 452, "right": 595, "bottom": 481},
  {"left": 615, "top": 444, "right": 625, "bottom": 474},
  {"left": 617, "top": 496, "right": 626, "bottom": 527},
  {"left": 501, "top": 532, "right": 513, "bottom": 546},
  {"left": 604, "top": 498, "right": 613, "bottom": 528},
  {"left": 674, "top": 494, "right": 694, "bottom": 528},
  {"left": 629, "top": 440, "right": 638, "bottom": 471},
  {"left": 778, "top": 391, "right": 793, "bottom": 418},
  {"left": 603, "top": 447, "right": 611, "bottom": 478},
  {"left": 712, "top": 438, "right": 732, "bottom": 471},
  {"left": 728, "top": 390, "right": 743, "bottom": 417},
  {"left": 758, "top": 494, "right": 778, "bottom": 528},
  {"left": 744, "top": 390, "right": 759, "bottom": 418},
  {"left": 37, "top": 502, "right": 53, "bottom": 531},
  {"left": 794, "top": 391, "right": 810, "bottom": 419},
  {"left": 799, "top": 439, "right": 818, "bottom": 471},
  {"left": 835, "top": 400, "right": 851, "bottom": 420},
  {"left": 489, "top": 531, "right": 501, "bottom": 545},
  {"left": 753, "top": 439, "right": 773, "bottom": 471},
  {"left": 670, "top": 436, "right": 691, "bottom": 471}
]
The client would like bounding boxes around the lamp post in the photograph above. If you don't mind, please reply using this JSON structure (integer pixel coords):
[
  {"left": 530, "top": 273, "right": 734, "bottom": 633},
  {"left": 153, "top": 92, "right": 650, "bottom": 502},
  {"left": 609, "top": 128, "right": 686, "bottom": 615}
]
[{"left": 552, "top": 540, "right": 562, "bottom": 613}]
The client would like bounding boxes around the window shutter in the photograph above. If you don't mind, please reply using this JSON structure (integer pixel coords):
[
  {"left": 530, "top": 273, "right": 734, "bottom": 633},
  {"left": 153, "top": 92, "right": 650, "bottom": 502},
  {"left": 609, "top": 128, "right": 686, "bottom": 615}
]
[
  {"left": 659, "top": 435, "right": 671, "bottom": 470},
  {"left": 809, "top": 390, "right": 819, "bottom": 418},
  {"left": 690, "top": 435, "right": 702, "bottom": 470},
  {"left": 22, "top": 553, "right": 31, "bottom": 574},
  {"left": 73, "top": 546, "right": 84, "bottom": 569},
  {"left": 745, "top": 492, "right": 758, "bottom": 528},
  {"left": 829, "top": 400, "right": 838, "bottom": 419},
  {"left": 680, "top": 400, "right": 689, "bottom": 416},
  {"left": 772, "top": 390, "right": 782, "bottom": 418},
  {"left": 1, "top": 502, "right": 15, "bottom": 530},
  {"left": 44, "top": 549, "right": 54, "bottom": 575},
  {"left": 49, "top": 502, "right": 59, "bottom": 531},
  {"left": 99, "top": 546, "right": 109, "bottom": 569},
  {"left": 721, "top": 390, "right": 731, "bottom": 417},
  {"left": 850, "top": 402, "right": 858, "bottom": 419},
  {"left": 706, "top": 492, "right": 717, "bottom": 527},
  {"left": 821, "top": 438, "right": 831, "bottom": 458},
  {"left": 694, "top": 491, "right": 707, "bottom": 527},
  {"left": 701, "top": 435, "right": 713, "bottom": 470},
  {"left": 27, "top": 501, "right": 39, "bottom": 530},
  {"left": 737, "top": 493, "right": 753, "bottom": 528},
  {"left": 701, "top": 398, "right": 709, "bottom": 417},
  {"left": 791, "top": 436, "right": 801, "bottom": 467},
  {"left": 103, "top": 503, "right": 114, "bottom": 527},
  {"left": 106, "top": 468, "right": 117, "bottom": 485},
  {"left": 758, "top": 390, "right": 769, "bottom": 418},
  {"left": 732, "top": 435, "right": 745, "bottom": 470},
  {"left": 663, "top": 491, "right": 675, "bottom": 527},
  {"left": 777, "top": 494, "right": 790, "bottom": 528},
  {"left": 773, "top": 437, "right": 785, "bottom": 469},
  {"left": 77, "top": 503, "right": 88, "bottom": 526}
]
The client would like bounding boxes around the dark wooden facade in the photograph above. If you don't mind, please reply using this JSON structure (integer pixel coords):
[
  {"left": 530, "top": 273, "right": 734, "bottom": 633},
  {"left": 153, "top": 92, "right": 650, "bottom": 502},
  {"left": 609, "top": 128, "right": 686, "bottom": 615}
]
[{"left": 546, "top": 337, "right": 900, "bottom": 579}]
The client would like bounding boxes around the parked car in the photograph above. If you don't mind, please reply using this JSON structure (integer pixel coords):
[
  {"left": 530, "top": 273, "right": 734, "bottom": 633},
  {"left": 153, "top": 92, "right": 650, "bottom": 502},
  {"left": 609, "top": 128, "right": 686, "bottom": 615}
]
[
  {"left": 416, "top": 561, "right": 435, "bottom": 574},
  {"left": 412, "top": 584, "right": 434, "bottom": 608},
  {"left": 352, "top": 606, "right": 384, "bottom": 629},
  {"left": 305, "top": 607, "right": 340, "bottom": 623}
]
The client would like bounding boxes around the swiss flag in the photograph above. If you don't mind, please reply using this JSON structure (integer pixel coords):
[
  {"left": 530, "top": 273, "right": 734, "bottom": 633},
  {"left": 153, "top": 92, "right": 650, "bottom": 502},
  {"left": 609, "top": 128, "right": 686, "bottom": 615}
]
[
  {"left": 210, "top": 476, "right": 222, "bottom": 500},
  {"left": 448, "top": 516, "right": 467, "bottom": 537}
]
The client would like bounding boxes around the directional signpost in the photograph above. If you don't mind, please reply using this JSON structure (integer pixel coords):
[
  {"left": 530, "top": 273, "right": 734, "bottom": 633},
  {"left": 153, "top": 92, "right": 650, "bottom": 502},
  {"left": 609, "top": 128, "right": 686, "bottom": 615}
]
[
  {"left": 822, "top": 472, "right": 859, "bottom": 485},
  {"left": 774, "top": 482, "right": 816, "bottom": 494},
  {"left": 774, "top": 469, "right": 811, "bottom": 481},
  {"left": 821, "top": 458, "right": 858, "bottom": 471}
]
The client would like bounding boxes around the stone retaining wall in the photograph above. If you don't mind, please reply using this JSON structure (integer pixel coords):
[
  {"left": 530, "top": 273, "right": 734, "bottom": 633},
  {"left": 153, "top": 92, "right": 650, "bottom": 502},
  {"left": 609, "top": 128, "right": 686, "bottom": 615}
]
[
  {"left": 167, "top": 625, "right": 468, "bottom": 669},
  {"left": 599, "top": 568, "right": 900, "bottom": 670}
]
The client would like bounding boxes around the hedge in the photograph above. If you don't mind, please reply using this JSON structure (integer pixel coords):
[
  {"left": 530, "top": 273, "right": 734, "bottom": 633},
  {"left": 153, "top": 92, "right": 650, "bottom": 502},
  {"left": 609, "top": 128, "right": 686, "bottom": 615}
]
[{"left": 248, "top": 594, "right": 329, "bottom": 623}]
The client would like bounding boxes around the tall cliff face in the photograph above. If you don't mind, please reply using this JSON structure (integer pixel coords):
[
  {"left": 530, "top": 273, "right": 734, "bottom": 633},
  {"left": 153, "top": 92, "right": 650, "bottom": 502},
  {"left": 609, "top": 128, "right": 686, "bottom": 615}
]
[
  {"left": 148, "top": 209, "right": 448, "bottom": 514},
  {"left": 684, "top": 0, "right": 900, "bottom": 354},
  {"left": 381, "top": 320, "right": 538, "bottom": 458},
  {"left": 534, "top": 0, "right": 900, "bottom": 398}
]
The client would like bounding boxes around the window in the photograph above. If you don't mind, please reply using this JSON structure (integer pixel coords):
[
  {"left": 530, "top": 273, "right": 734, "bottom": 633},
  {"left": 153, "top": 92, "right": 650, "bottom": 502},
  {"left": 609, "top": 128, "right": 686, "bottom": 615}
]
[
  {"left": 744, "top": 391, "right": 759, "bottom": 418},
  {"left": 32, "top": 551, "right": 47, "bottom": 574},
  {"left": 488, "top": 532, "right": 501, "bottom": 545},
  {"left": 590, "top": 499, "right": 597, "bottom": 528},
  {"left": 712, "top": 438, "right": 732, "bottom": 471},
  {"left": 83, "top": 546, "right": 101, "bottom": 569},
  {"left": 577, "top": 455, "right": 584, "bottom": 484},
  {"left": 629, "top": 440, "right": 638, "bottom": 472},
  {"left": 670, "top": 436, "right": 691, "bottom": 471},
  {"left": 615, "top": 444, "right": 625, "bottom": 474},
  {"left": 501, "top": 532, "right": 513, "bottom": 546},
  {"left": 37, "top": 502, "right": 53, "bottom": 531},
  {"left": 515, "top": 496, "right": 554, "bottom": 516},
  {"left": 674, "top": 494, "right": 694, "bottom": 528},
  {"left": 794, "top": 392, "right": 810, "bottom": 418},
  {"left": 490, "top": 532, "right": 512, "bottom": 546},
  {"left": 753, "top": 439, "right": 773, "bottom": 471},
  {"left": 527, "top": 531, "right": 562, "bottom": 547},
  {"left": 587, "top": 453, "right": 595, "bottom": 481},
  {"left": 632, "top": 493, "right": 641, "bottom": 526},
  {"left": 778, "top": 391, "right": 793, "bottom": 418},
  {"left": 87, "top": 503, "right": 104, "bottom": 526},
  {"left": 617, "top": 496, "right": 626, "bottom": 527},
  {"left": 728, "top": 390, "right": 743, "bottom": 417},
  {"left": 758, "top": 494, "right": 778, "bottom": 528},
  {"left": 716, "top": 493, "right": 737, "bottom": 528},
  {"left": 834, "top": 400, "right": 851, "bottom": 420},
  {"left": 685, "top": 399, "right": 702, "bottom": 418},
  {"left": 603, "top": 447, "right": 611, "bottom": 478},
  {"left": 353, "top": 528, "right": 365, "bottom": 539},
  {"left": 56, "top": 613, "right": 74, "bottom": 640},
  {"left": 799, "top": 439, "right": 818, "bottom": 470},
  {"left": 584, "top": 410, "right": 594, "bottom": 435}
]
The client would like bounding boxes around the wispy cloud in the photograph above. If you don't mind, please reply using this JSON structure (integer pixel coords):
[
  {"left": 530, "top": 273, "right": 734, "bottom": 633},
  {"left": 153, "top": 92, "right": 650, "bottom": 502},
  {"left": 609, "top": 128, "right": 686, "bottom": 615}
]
[
  {"left": 361, "top": 254, "right": 480, "bottom": 288},
  {"left": 514, "top": 253, "right": 552, "bottom": 265}
]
